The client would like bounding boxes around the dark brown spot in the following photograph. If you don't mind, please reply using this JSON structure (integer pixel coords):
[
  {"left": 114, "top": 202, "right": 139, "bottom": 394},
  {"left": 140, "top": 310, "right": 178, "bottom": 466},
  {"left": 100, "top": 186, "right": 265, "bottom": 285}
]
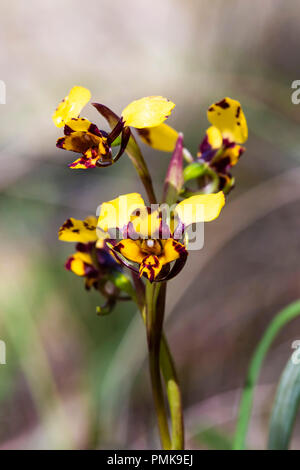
[
  {"left": 64, "top": 124, "right": 73, "bottom": 135},
  {"left": 88, "top": 123, "right": 102, "bottom": 137},
  {"left": 235, "top": 106, "right": 241, "bottom": 118},
  {"left": 216, "top": 99, "right": 230, "bottom": 109},
  {"left": 62, "top": 218, "right": 73, "bottom": 229},
  {"left": 56, "top": 137, "right": 65, "bottom": 149}
]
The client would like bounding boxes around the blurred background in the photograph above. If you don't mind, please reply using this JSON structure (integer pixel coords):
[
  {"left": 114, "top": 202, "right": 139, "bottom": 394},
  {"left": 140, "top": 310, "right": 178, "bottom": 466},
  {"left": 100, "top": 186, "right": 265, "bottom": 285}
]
[{"left": 1, "top": 0, "right": 300, "bottom": 450}]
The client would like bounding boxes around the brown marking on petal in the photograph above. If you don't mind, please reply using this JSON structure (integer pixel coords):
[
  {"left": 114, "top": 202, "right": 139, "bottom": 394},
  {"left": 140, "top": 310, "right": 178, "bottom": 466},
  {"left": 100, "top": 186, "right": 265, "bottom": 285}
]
[
  {"left": 172, "top": 240, "right": 186, "bottom": 254},
  {"left": 62, "top": 218, "right": 73, "bottom": 229},
  {"left": 56, "top": 137, "right": 65, "bottom": 149},
  {"left": 65, "top": 256, "right": 74, "bottom": 271},
  {"left": 64, "top": 124, "right": 73, "bottom": 135},
  {"left": 235, "top": 106, "right": 241, "bottom": 118},
  {"left": 137, "top": 128, "right": 151, "bottom": 145},
  {"left": 83, "top": 221, "right": 96, "bottom": 231},
  {"left": 72, "top": 229, "right": 80, "bottom": 233},
  {"left": 216, "top": 99, "right": 230, "bottom": 109},
  {"left": 114, "top": 242, "right": 124, "bottom": 253},
  {"left": 88, "top": 123, "right": 102, "bottom": 137}
]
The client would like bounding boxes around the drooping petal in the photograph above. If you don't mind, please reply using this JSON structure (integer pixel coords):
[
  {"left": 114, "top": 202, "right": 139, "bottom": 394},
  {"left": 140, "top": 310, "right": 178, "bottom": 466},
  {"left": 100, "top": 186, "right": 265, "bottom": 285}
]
[
  {"left": 114, "top": 239, "right": 144, "bottom": 264},
  {"left": 58, "top": 216, "right": 98, "bottom": 242},
  {"left": 57, "top": 131, "right": 100, "bottom": 154},
  {"left": 65, "top": 251, "right": 96, "bottom": 276},
  {"left": 207, "top": 97, "right": 248, "bottom": 144},
  {"left": 175, "top": 191, "right": 225, "bottom": 226},
  {"left": 52, "top": 86, "right": 91, "bottom": 128},
  {"left": 121, "top": 96, "right": 175, "bottom": 129},
  {"left": 97, "top": 193, "right": 145, "bottom": 234},
  {"left": 136, "top": 123, "right": 179, "bottom": 152},
  {"left": 139, "top": 255, "right": 163, "bottom": 282},
  {"left": 69, "top": 148, "right": 99, "bottom": 169},
  {"left": 159, "top": 239, "right": 187, "bottom": 265}
]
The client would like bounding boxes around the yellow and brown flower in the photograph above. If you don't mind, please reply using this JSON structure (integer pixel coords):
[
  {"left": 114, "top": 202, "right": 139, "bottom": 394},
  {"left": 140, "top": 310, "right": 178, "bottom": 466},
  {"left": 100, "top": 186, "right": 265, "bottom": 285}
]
[
  {"left": 97, "top": 191, "right": 225, "bottom": 282},
  {"left": 53, "top": 86, "right": 177, "bottom": 169},
  {"left": 58, "top": 215, "right": 132, "bottom": 313},
  {"left": 196, "top": 97, "right": 248, "bottom": 192}
]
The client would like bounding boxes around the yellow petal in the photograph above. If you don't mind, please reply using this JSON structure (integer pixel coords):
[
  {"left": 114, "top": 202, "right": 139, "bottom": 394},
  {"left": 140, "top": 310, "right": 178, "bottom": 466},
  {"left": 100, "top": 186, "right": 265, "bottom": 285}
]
[
  {"left": 139, "top": 255, "right": 163, "bottom": 282},
  {"left": 207, "top": 97, "right": 248, "bottom": 144},
  {"left": 160, "top": 239, "right": 186, "bottom": 265},
  {"left": 65, "top": 251, "right": 93, "bottom": 276},
  {"left": 52, "top": 86, "right": 91, "bottom": 128},
  {"left": 137, "top": 123, "right": 179, "bottom": 152},
  {"left": 130, "top": 208, "right": 162, "bottom": 238},
  {"left": 114, "top": 239, "right": 144, "bottom": 264},
  {"left": 205, "top": 126, "right": 223, "bottom": 149},
  {"left": 98, "top": 193, "right": 145, "bottom": 233},
  {"left": 222, "top": 144, "right": 245, "bottom": 166},
  {"left": 121, "top": 96, "right": 175, "bottom": 128},
  {"left": 64, "top": 117, "right": 92, "bottom": 133},
  {"left": 58, "top": 216, "right": 98, "bottom": 242},
  {"left": 175, "top": 191, "right": 225, "bottom": 225}
]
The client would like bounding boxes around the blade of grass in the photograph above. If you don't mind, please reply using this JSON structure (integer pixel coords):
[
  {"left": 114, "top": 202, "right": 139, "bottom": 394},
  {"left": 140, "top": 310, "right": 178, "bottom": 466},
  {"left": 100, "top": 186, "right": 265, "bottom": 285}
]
[
  {"left": 268, "top": 352, "right": 300, "bottom": 449},
  {"left": 233, "top": 300, "right": 300, "bottom": 450}
]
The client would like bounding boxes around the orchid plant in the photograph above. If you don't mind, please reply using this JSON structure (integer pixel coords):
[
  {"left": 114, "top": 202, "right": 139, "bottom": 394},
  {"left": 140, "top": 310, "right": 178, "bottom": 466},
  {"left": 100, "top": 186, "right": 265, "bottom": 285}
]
[{"left": 53, "top": 87, "right": 248, "bottom": 450}]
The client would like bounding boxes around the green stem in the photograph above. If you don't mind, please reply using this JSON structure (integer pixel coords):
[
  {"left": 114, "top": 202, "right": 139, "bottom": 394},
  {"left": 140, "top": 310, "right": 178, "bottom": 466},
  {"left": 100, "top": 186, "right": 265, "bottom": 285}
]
[
  {"left": 158, "top": 283, "right": 184, "bottom": 450},
  {"left": 233, "top": 299, "right": 300, "bottom": 450},
  {"left": 133, "top": 273, "right": 184, "bottom": 449},
  {"left": 146, "top": 281, "right": 171, "bottom": 449}
]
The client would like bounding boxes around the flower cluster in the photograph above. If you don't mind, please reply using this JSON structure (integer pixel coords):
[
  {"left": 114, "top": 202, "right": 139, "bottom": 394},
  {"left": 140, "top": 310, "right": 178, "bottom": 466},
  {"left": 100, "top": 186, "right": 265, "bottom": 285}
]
[{"left": 54, "top": 87, "right": 247, "bottom": 303}]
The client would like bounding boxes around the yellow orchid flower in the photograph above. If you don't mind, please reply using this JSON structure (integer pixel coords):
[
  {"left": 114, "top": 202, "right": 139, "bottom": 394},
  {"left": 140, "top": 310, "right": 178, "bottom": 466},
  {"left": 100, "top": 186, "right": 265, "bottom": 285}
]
[
  {"left": 96, "top": 191, "right": 225, "bottom": 282},
  {"left": 54, "top": 88, "right": 176, "bottom": 168}
]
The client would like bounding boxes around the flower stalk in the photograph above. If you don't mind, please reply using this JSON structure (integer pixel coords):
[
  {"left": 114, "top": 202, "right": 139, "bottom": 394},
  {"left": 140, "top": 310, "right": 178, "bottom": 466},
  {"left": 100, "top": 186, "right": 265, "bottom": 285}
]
[{"left": 146, "top": 281, "right": 171, "bottom": 449}]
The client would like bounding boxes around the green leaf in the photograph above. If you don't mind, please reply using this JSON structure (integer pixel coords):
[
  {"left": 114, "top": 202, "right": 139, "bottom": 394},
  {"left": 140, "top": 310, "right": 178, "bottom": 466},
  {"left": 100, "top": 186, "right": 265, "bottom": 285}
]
[
  {"left": 268, "top": 352, "right": 300, "bottom": 449},
  {"left": 195, "top": 427, "right": 232, "bottom": 450},
  {"left": 233, "top": 300, "right": 300, "bottom": 450}
]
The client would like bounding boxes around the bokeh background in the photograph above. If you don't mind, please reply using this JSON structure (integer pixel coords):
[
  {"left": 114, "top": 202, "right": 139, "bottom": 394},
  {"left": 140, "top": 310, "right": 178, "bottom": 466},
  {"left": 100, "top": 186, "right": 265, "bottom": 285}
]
[{"left": 1, "top": 0, "right": 300, "bottom": 450}]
